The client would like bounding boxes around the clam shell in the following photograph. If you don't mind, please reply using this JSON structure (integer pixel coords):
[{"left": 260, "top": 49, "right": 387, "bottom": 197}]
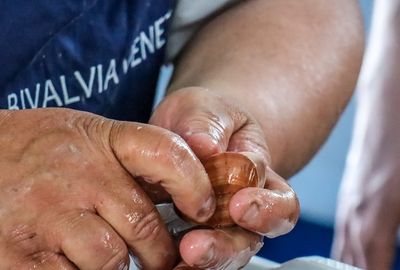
[{"left": 203, "top": 152, "right": 259, "bottom": 227}]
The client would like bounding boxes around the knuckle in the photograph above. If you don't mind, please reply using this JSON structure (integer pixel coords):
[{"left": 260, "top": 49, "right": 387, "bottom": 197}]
[
  {"left": 75, "top": 113, "right": 114, "bottom": 150},
  {"left": 28, "top": 250, "right": 57, "bottom": 264},
  {"left": 169, "top": 135, "right": 193, "bottom": 165},
  {"left": 127, "top": 208, "right": 161, "bottom": 243},
  {"left": 158, "top": 131, "right": 195, "bottom": 171},
  {"left": 108, "top": 120, "right": 124, "bottom": 147},
  {"left": 99, "top": 244, "right": 129, "bottom": 270},
  {"left": 75, "top": 113, "right": 109, "bottom": 136},
  {"left": 82, "top": 228, "right": 129, "bottom": 270},
  {"left": 3, "top": 224, "right": 39, "bottom": 253},
  {"left": 9, "top": 251, "right": 58, "bottom": 270},
  {"left": 196, "top": 114, "right": 226, "bottom": 143}
]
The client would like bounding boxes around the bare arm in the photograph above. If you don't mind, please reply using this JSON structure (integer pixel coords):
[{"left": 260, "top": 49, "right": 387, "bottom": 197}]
[
  {"left": 333, "top": 2, "right": 400, "bottom": 269},
  {"left": 151, "top": 1, "right": 364, "bottom": 268},
  {"left": 169, "top": 0, "right": 364, "bottom": 177}
]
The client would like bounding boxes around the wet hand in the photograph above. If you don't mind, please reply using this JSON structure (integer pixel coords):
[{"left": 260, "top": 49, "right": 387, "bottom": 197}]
[
  {"left": 0, "top": 108, "right": 215, "bottom": 270},
  {"left": 151, "top": 87, "right": 300, "bottom": 269}
]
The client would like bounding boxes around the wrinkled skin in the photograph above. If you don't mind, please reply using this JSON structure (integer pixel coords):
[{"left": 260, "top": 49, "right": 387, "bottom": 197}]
[
  {"left": 0, "top": 89, "right": 299, "bottom": 270},
  {"left": 0, "top": 108, "right": 216, "bottom": 270},
  {"left": 151, "top": 88, "right": 300, "bottom": 269}
]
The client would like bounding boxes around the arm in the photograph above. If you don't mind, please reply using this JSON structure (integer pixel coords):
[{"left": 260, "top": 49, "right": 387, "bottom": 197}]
[
  {"left": 333, "top": 1, "right": 400, "bottom": 269},
  {"left": 169, "top": 0, "right": 364, "bottom": 177},
  {"left": 151, "top": 1, "right": 364, "bottom": 268}
]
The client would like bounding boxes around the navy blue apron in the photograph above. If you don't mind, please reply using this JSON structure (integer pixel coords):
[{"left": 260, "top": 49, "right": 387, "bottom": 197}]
[{"left": 0, "top": 0, "right": 174, "bottom": 122}]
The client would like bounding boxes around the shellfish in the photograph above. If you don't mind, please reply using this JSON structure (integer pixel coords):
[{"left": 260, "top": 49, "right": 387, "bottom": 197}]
[{"left": 202, "top": 152, "right": 259, "bottom": 227}]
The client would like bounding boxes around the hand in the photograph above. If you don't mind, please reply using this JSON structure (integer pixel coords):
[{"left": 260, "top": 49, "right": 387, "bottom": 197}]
[
  {"left": 333, "top": 163, "right": 400, "bottom": 269},
  {"left": 0, "top": 108, "right": 216, "bottom": 270},
  {"left": 150, "top": 87, "right": 300, "bottom": 269}
]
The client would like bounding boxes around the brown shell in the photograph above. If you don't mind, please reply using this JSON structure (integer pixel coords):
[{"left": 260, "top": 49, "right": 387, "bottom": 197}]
[{"left": 202, "top": 152, "right": 259, "bottom": 228}]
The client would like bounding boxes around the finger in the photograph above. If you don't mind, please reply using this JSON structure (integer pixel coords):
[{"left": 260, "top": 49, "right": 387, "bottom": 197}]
[
  {"left": 53, "top": 211, "right": 130, "bottom": 270},
  {"left": 21, "top": 253, "right": 77, "bottom": 270},
  {"left": 229, "top": 168, "right": 299, "bottom": 237},
  {"left": 174, "top": 261, "right": 200, "bottom": 270},
  {"left": 94, "top": 177, "right": 177, "bottom": 269},
  {"left": 108, "top": 121, "right": 215, "bottom": 222},
  {"left": 150, "top": 88, "right": 233, "bottom": 159},
  {"left": 179, "top": 228, "right": 263, "bottom": 269},
  {"left": 150, "top": 88, "right": 270, "bottom": 180}
]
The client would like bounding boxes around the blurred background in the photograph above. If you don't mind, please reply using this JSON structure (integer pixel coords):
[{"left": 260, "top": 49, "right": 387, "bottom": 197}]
[{"left": 259, "top": 1, "right": 400, "bottom": 268}]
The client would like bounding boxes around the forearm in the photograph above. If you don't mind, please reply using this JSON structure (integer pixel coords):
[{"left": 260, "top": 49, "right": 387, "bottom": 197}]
[
  {"left": 343, "top": 0, "right": 400, "bottom": 195},
  {"left": 169, "top": 0, "right": 364, "bottom": 177},
  {"left": 333, "top": 4, "right": 400, "bottom": 268}
]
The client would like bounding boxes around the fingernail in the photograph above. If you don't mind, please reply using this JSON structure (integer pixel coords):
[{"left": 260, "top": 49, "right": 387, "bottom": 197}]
[
  {"left": 195, "top": 243, "right": 215, "bottom": 267},
  {"left": 197, "top": 195, "right": 216, "bottom": 220},
  {"left": 240, "top": 202, "right": 260, "bottom": 223},
  {"left": 264, "top": 218, "right": 295, "bottom": 238}
]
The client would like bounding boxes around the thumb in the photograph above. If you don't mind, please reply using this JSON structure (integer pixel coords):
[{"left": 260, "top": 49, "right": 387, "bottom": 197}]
[{"left": 102, "top": 119, "right": 216, "bottom": 223}]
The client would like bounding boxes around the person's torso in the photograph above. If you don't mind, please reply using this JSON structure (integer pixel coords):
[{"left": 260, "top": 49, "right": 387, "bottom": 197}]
[{"left": 0, "top": 0, "right": 174, "bottom": 122}]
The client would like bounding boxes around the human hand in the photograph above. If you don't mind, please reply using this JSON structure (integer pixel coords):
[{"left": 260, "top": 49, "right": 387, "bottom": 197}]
[
  {"left": 0, "top": 108, "right": 216, "bottom": 270},
  {"left": 150, "top": 87, "right": 300, "bottom": 269}
]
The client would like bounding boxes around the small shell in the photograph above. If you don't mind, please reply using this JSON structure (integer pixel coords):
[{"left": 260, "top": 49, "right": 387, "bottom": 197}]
[{"left": 203, "top": 152, "right": 259, "bottom": 227}]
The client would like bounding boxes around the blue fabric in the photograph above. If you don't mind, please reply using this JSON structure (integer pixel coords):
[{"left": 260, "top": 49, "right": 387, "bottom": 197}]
[{"left": 0, "top": 0, "right": 174, "bottom": 122}]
